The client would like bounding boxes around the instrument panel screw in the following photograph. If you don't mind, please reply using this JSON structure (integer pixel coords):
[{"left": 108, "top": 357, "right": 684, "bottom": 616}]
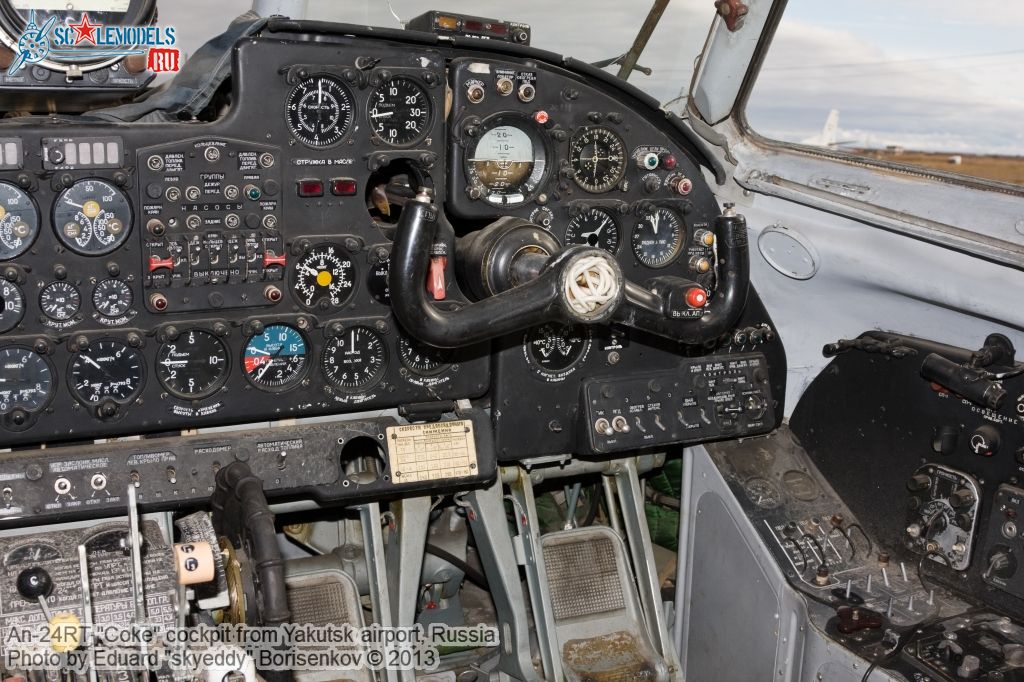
[
  {"left": 74, "top": 335, "right": 89, "bottom": 351},
  {"left": 33, "top": 339, "right": 48, "bottom": 355},
  {"left": 213, "top": 322, "right": 229, "bottom": 337},
  {"left": 164, "top": 325, "right": 179, "bottom": 341},
  {"left": 127, "top": 333, "right": 142, "bottom": 348},
  {"left": 25, "top": 463, "right": 42, "bottom": 481},
  {"left": 344, "top": 237, "right": 361, "bottom": 252},
  {"left": 329, "top": 322, "right": 344, "bottom": 337},
  {"left": 374, "top": 319, "right": 389, "bottom": 334}
]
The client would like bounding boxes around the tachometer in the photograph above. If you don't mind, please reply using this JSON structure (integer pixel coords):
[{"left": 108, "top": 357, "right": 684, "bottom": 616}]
[
  {"left": 322, "top": 326, "right": 387, "bottom": 391},
  {"left": 285, "top": 75, "right": 354, "bottom": 148},
  {"left": 570, "top": 127, "right": 627, "bottom": 193},
  {"left": 243, "top": 324, "right": 308, "bottom": 391},
  {"left": 565, "top": 207, "right": 621, "bottom": 254},
  {"left": 53, "top": 179, "right": 132, "bottom": 256},
  {"left": 465, "top": 115, "right": 548, "bottom": 206},
  {"left": 156, "top": 330, "right": 229, "bottom": 400},
  {"left": 292, "top": 244, "right": 356, "bottom": 310},
  {"left": 632, "top": 207, "right": 683, "bottom": 268},
  {"left": 0, "top": 182, "right": 39, "bottom": 260},
  {"left": 0, "top": 346, "right": 53, "bottom": 414},
  {"left": 39, "top": 281, "right": 80, "bottom": 322},
  {"left": 368, "top": 76, "right": 431, "bottom": 147},
  {"left": 93, "top": 278, "right": 133, "bottom": 318},
  {"left": 69, "top": 339, "right": 145, "bottom": 407},
  {"left": 0, "top": 280, "right": 24, "bottom": 333}
]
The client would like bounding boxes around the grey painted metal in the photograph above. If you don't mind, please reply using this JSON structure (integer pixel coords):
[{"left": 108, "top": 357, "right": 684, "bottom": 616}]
[
  {"left": 465, "top": 479, "right": 541, "bottom": 682},
  {"left": 612, "top": 459, "right": 682, "bottom": 675},
  {"left": 504, "top": 452, "right": 666, "bottom": 483},
  {"left": 358, "top": 502, "right": 398, "bottom": 682},
  {"left": 251, "top": 0, "right": 307, "bottom": 18},
  {"left": 672, "top": 449, "right": 695, "bottom": 659},
  {"left": 602, "top": 474, "right": 624, "bottom": 535},
  {"left": 508, "top": 467, "right": 564, "bottom": 682},
  {"left": 385, "top": 496, "right": 430, "bottom": 682}
]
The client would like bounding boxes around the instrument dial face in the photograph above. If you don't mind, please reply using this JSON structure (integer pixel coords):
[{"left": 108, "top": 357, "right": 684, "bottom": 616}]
[
  {"left": 0, "top": 281, "right": 24, "bottom": 333},
  {"left": 292, "top": 244, "right": 356, "bottom": 310},
  {"left": 4, "top": 542, "right": 61, "bottom": 567},
  {"left": 0, "top": 182, "right": 39, "bottom": 260},
  {"left": 93, "top": 278, "right": 132, "bottom": 318},
  {"left": 322, "top": 326, "right": 387, "bottom": 391},
  {"left": 0, "top": 346, "right": 53, "bottom": 414},
  {"left": 398, "top": 336, "right": 450, "bottom": 376},
  {"left": 466, "top": 116, "right": 548, "bottom": 206},
  {"left": 243, "top": 324, "right": 308, "bottom": 391},
  {"left": 632, "top": 208, "right": 684, "bottom": 268},
  {"left": 39, "top": 281, "right": 80, "bottom": 321},
  {"left": 565, "top": 207, "right": 621, "bottom": 254},
  {"left": 53, "top": 179, "right": 132, "bottom": 256},
  {"left": 69, "top": 339, "right": 145, "bottom": 406},
  {"left": 286, "top": 75, "right": 354, "bottom": 148},
  {"left": 156, "top": 330, "right": 229, "bottom": 400},
  {"left": 368, "top": 76, "right": 431, "bottom": 146},
  {"left": 524, "top": 323, "right": 592, "bottom": 381},
  {"left": 743, "top": 477, "right": 781, "bottom": 510},
  {"left": 570, "top": 127, "right": 627, "bottom": 193}
]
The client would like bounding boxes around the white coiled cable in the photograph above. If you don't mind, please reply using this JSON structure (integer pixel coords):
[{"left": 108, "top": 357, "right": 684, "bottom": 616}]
[{"left": 565, "top": 254, "right": 619, "bottom": 315}]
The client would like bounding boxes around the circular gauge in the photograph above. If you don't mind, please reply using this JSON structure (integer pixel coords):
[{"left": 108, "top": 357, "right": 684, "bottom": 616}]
[
  {"left": 524, "top": 323, "right": 592, "bottom": 381},
  {"left": 322, "top": 327, "right": 387, "bottom": 391},
  {"left": 632, "top": 208, "right": 684, "bottom": 268},
  {"left": 0, "top": 346, "right": 53, "bottom": 414},
  {"left": 565, "top": 207, "right": 621, "bottom": 253},
  {"left": 4, "top": 542, "right": 61, "bottom": 566},
  {"left": 285, "top": 74, "right": 354, "bottom": 148},
  {"left": 53, "top": 179, "right": 132, "bottom": 256},
  {"left": 0, "top": 280, "right": 24, "bottom": 333},
  {"left": 570, "top": 127, "right": 627, "bottom": 193},
  {"left": 39, "top": 281, "right": 80, "bottom": 321},
  {"left": 69, "top": 339, "right": 145, "bottom": 406},
  {"left": 156, "top": 330, "right": 229, "bottom": 400},
  {"left": 743, "top": 477, "right": 781, "bottom": 510},
  {"left": 93, "top": 279, "right": 132, "bottom": 318},
  {"left": 368, "top": 76, "right": 431, "bottom": 146},
  {"left": 398, "top": 335, "right": 450, "bottom": 376},
  {"left": 242, "top": 324, "right": 308, "bottom": 391},
  {"left": 465, "top": 115, "right": 548, "bottom": 206},
  {"left": 292, "top": 244, "right": 356, "bottom": 310},
  {"left": 367, "top": 258, "right": 390, "bottom": 305},
  {"left": 0, "top": 182, "right": 39, "bottom": 260}
]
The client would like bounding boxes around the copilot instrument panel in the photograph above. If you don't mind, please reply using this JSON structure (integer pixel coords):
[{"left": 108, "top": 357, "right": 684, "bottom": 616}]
[{"left": 0, "top": 22, "right": 783, "bottom": 457}]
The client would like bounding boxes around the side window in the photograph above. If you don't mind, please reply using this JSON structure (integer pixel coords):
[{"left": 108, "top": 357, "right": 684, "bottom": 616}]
[{"left": 745, "top": 1, "right": 1024, "bottom": 188}]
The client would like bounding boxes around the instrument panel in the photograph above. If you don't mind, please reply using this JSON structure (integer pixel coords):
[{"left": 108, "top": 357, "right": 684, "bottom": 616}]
[{"left": 0, "top": 26, "right": 781, "bottom": 453}]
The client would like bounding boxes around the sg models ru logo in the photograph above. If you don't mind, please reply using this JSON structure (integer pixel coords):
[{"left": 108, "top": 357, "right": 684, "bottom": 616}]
[{"left": 9, "top": 10, "right": 179, "bottom": 76}]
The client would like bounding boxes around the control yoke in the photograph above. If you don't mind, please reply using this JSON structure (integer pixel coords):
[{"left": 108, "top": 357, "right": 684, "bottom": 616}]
[{"left": 389, "top": 190, "right": 751, "bottom": 348}]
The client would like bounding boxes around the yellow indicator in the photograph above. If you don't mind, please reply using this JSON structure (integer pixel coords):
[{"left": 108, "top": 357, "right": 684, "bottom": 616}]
[
  {"left": 82, "top": 200, "right": 101, "bottom": 219},
  {"left": 436, "top": 15, "right": 459, "bottom": 30},
  {"left": 316, "top": 270, "right": 333, "bottom": 287},
  {"left": 0, "top": 205, "right": 7, "bottom": 220},
  {"left": 48, "top": 612, "right": 81, "bottom": 653}
]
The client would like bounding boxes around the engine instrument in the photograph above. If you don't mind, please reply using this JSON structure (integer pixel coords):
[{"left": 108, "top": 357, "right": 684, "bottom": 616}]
[
  {"left": 523, "top": 323, "right": 592, "bottom": 381},
  {"left": 242, "top": 324, "right": 309, "bottom": 391},
  {"left": 465, "top": 115, "right": 547, "bottom": 206},
  {"left": 322, "top": 326, "right": 388, "bottom": 391},
  {"left": 292, "top": 244, "right": 356, "bottom": 310},
  {"left": 285, "top": 74, "right": 354, "bottom": 148},
  {"left": 53, "top": 179, "right": 132, "bottom": 256},
  {"left": 156, "top": 330, "right": 230, "bottom": 399},
  {"left": 0, "top": 182, "right": 38, "bottom": 260},
  {"left": 0, "top": 346, "right": 52, "bottom": 414},
  {"left": 368, "top": 76, "right": 432, "bottom": 146},
  {"left": 69, "top": 339, "right": 145, "bottom": 408},
  {"left": 39, "top": 281, "right": 81, "bottom": 322},
  {"left": 0, "top": 280, "right": 24, "bottom": 333},
  {"left": 398, "top": 335, "right": 450, "bottom": 376},
  {"left": 92, "top": 278, "right": 133, "bottom": 319}
]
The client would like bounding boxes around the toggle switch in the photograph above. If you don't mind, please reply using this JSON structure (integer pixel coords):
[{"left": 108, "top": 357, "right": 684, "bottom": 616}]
[{"left": 428, "top": 255, "right": 447, "bottom": 300}]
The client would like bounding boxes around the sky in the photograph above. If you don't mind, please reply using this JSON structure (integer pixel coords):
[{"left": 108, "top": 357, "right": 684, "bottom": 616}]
[{"left": 158, "top": 0, "right": 1024, "bottom": 156}]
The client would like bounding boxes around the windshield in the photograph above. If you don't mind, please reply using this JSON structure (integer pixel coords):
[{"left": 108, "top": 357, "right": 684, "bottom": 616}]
[{"left": 165, "top": 0, "right": 708, "bottom": 106}]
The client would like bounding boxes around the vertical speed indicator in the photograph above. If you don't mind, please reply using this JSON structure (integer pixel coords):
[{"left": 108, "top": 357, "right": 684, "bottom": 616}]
[
  {"left": 368, "top": 76, "right": 431, "bottom": 147},
  {"left": 243, "top": 324, "right": 308, "bottom": 391},
  {"left": 285, "top": 75, "right": 354, "bottom": 148}
]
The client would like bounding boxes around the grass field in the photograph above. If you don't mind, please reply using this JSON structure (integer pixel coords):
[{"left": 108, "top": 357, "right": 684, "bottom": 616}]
[{"left": 855, "top": 148, "right": 1024, "bottom": 187}]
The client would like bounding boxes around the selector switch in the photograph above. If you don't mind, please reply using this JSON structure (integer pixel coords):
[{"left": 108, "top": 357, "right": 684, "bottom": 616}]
[{"left": 969, "top": 424, "right": 1000, "bottom": 456}]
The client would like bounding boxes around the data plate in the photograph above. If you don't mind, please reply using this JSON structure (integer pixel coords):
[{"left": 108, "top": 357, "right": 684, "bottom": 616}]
[{"left": 386, "top": 420, "right": 478, "bottom": 483}]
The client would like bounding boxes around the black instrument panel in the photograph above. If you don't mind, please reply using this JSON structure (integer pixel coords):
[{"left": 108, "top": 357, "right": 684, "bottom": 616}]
[{"left": 0, "top": 28, "right": 778, "bottom": 452}]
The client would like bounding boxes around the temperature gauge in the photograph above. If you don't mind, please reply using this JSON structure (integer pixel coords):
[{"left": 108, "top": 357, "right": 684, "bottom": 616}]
[
  {"left": 524, "top": 323, "right": 592, "bottom": 381},
  {"left": 0, "top": 182, "right": 38, "bottom": 260},
  {"left": 53, "top": 179, "right": 132, "bottom": 256},
  {"left": 242, "top": 324, "right": 308, "bottom": 391},
  {"left": 0, "top": 346, "right": 53, "bottom": 415}
]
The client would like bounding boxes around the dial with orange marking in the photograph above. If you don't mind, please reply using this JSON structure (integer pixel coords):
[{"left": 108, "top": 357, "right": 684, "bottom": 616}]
[
  {"left": 292, "top": 244, "right": 356, "bottom": 310},
  {"left": 53, "top": 179, "right": 131, "bottom": 256},
  {"left": 242, "top": 324, "right": 308, "bottom": 391}
]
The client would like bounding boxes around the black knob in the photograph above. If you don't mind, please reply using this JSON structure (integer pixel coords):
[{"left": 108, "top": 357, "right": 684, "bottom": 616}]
[
  {"left": 950, "top": 488, "right": 975, "bottom": 509},
  {"left": 16, "top": 567, "right": 53, "bottom": 601},
  {"left": 969, "top": 424, "right": 1000, "bottom": 456},
  {"left": 907, "top": 474, "right": 931, "bottom": 492}
]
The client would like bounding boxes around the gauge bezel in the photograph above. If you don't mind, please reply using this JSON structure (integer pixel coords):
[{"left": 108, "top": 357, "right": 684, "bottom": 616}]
[
  {"left": 52, "top": 178, "right": 133, "bottom": 256},
  {"left": 564, "top": 206, "right": 622, "bottom": 255},
  {"left": 285, "top": 73, "right": 355, "bottom": 149},
  {"left": 155, "top": 329, "right": 231, "bottom": 401},
  {"left": 631, "top": 206, "right": 685, "bottom": 269},
  {"left": 397, "top": 335, "right": 451, "bottom": 377},
  {"left": 67, "top": 338, "right": 146, "bottom": 407},
  {"left": 241, "top": 323, "right": 311, "bottom": 393},
  {"left": 569, "top": 126, "right": 628, "bottom": 194},
  {"left": 0, "top": 280, "right": 24, "bottom": 333},
  {"left": 0, "top": 181, "right": 40, "bottom": 261},
  {"left": 366, "top": 74, "right": 433, "bottom": 148},
  {"left": 463, "top": 112, "right": 551, "bottom": 208},
  {"left": 522, "top": 323, "right": 593, "bottom": 382},
  {"left": 0, "top": 345, "right": 54, "bottom": 415},
  {"left": 290, "top": 242, "right": 358, "bottom": 311},
  {"left": 321, "top": 326, "right": 389, "bottom": 392}
]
